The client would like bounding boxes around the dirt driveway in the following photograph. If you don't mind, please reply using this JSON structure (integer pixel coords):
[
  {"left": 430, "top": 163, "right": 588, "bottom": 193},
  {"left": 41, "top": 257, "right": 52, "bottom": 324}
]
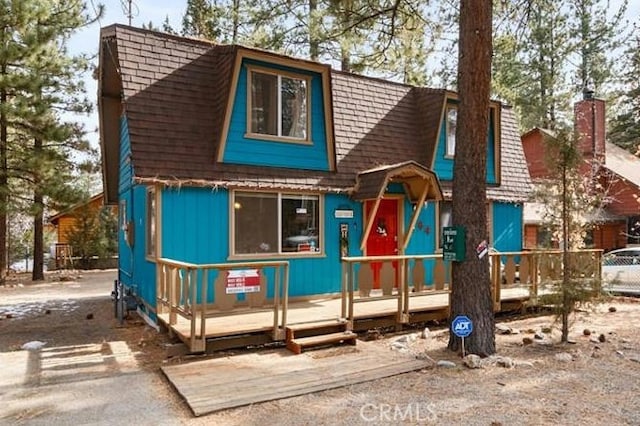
[
  {"left": 0, "top": 270, "right": 187, "bottom": 425},
  {"left": 1, "top": 271, "right": 640, "bottom": 425}
]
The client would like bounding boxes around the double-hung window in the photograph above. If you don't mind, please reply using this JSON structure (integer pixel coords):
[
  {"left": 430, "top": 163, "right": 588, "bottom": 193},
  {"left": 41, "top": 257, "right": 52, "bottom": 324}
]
[
  {"left": 233, "top": 191, "right": 321, "bottom": 255},
  {"left": 438, "top": 200, "right": 452, "bottom": 249},
  {"left": 446, "top": 107, "right": 457, "bottom": 157},
  {"left": 249, "top": 68, "right": 309, "bottom": 141}
]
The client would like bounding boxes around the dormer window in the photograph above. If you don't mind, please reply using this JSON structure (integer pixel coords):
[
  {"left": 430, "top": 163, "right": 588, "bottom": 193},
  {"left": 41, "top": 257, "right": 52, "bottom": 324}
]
[
  {"left": 446, "top": 107, "right": 457, "bottom": 157},
  {"left": 249, "top": 68, "right": 309, "bottom": 142}
]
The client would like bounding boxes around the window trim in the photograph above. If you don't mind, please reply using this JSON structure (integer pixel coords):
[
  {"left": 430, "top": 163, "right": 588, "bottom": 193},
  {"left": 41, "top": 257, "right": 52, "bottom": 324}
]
[
  {"left": 229, "top": 190, "right": 324, "bottom": 259},
  {"left": 145, "top": 187, "right": 158, "bottom": 261},
  {"left": 245, "top": 65, "right": 312, "bottom": 145}
]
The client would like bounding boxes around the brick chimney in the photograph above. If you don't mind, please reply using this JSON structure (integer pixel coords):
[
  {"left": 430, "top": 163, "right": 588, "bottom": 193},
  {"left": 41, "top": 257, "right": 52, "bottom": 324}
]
[{"left": 574, "top": 88, "right": 606, "bottom": 162}]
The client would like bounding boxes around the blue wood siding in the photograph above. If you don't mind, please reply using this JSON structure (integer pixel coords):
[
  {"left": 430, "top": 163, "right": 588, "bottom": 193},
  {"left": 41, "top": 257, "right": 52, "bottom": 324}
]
[
  {"left": 432, "top": 106, "right": 498, "bottom": 183},
  {"left": 118, "top": 115, "right": 134, "bottom": 288},
  {"left": 130, "top": 185, "right": 157, "bottom": 310},
  {"left": 119, "top": 116, "right": 132, "bottom": 193},
  {"left": 403, "top": 200, "right": 438, "bottom": 285},
  {"left": 492, "top": 201, "right": 523, "bottom": 251},
  {"left": 162, "top": 187, "right": 229, "bottom": 264},
  {"left": 223, "top": 59, "right": 330, "bottom": 171},
  {"left": 118, "top": 189, "right": 133, "bottom": 286},
  {"left": 404, "top": 200, "right": 437, "bottom": 255},
  {"left": 117, "top": 117, "right": 158, "bottom": 314}
]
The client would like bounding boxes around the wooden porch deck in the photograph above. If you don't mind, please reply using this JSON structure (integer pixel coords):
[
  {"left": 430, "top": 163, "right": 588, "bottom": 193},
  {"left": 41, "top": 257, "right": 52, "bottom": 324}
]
[
  {"left": 158, "top": 286, "right": 533, "bottom": 349},
  {"left": 155, "top": 251, "right": 601, "bottom": 353},
  {"left": 162, "top": 340, "right": 434, "bottom": 416}
]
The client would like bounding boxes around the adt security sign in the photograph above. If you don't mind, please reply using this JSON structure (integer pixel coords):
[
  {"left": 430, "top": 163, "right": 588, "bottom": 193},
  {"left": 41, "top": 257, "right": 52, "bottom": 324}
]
[{"left": 452, "top": 315, "right": 473, "bottom": 338}]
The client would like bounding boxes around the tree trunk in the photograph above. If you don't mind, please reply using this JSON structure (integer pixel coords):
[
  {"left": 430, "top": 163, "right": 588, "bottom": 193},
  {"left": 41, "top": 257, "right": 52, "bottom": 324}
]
[
  {"left": 561, "top": 154, "right": 570, "bottom": 342},
  {"left": 447, "top": 0, "right": 495, "bottom": 357},
  {"left": 32, "top": 136, "right": 45, "bottom": 281},
  {"left": 232, "top": 0, "right": 239, "bottom": 44},
  {"left": 0, "top": 75, "right": 7, "bottom": 285},
  {"left": 309, "top": 0, "right": 320, "bottom": 61}
]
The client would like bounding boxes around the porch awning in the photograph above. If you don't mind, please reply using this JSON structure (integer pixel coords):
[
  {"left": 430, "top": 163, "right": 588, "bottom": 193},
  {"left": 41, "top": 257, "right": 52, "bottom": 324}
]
[
  {"left": 352, "top": 161, "right": 443, "bottom": 203},
  {"left": 352, "top": 161, "right": 443, "bottom": 252}
]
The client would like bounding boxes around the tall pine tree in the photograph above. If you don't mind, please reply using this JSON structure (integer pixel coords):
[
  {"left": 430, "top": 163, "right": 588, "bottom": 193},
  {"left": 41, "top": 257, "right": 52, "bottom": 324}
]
[
  {"left": 0, "top": 0, "right": 100, "bottom": 281},
  {"left": 447, "top": 0, "right": 495, "bottom": 356},
  {"left": 609, "top": 27, "right": 640, "bottom": 155}
]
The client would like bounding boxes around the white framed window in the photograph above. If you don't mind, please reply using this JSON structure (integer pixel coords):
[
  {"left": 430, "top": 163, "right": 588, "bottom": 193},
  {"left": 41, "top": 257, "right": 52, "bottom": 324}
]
[
  {"left": 438, "top": 200, "right": 452, "bottom": 249},
  {"left": 233, "top": 191, "right": 321, "bottom": 255},
  {"left": 446, "top": 107, "right": 457, "bottom": 157},
  {"left": 438, "top": 200, "right": 493, "bottom": 249},
  {"left": 146, "top": 188, "right": 156, "bottom": 258},
  {"left": 249, "top": 68, "right": 309, "bottom": 141}
]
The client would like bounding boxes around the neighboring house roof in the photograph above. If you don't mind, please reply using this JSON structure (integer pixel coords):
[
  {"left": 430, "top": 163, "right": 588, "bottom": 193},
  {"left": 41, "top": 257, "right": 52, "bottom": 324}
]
[
  {"left": 99, "top": 25, "right": 532, "bottom": 204},
  {"left": 521, "top": 127, "right": 556, "bottom": 141},
  {"left": 524, "top": 198, "right": 624, "bottom": 225},
  {"left": 604, "top": 141, "right": 640, "bottom": 188},
  {"left": 49, "top": 193, "right": 105, "bottom": 225},
  {"left": 523, "top": 201, "right": 546, "bottom": 225}
]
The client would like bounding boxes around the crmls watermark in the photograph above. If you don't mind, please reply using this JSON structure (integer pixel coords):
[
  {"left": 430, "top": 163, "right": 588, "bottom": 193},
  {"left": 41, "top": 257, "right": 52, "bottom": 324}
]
[{"left": 359, "top": 402, "right": 437, "bottom": 423}]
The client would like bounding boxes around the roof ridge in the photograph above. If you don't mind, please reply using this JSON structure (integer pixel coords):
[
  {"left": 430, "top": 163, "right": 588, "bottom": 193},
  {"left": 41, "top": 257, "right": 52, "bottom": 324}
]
[{"left": 105, "top": 23, "right": 219, "bottom": 48}]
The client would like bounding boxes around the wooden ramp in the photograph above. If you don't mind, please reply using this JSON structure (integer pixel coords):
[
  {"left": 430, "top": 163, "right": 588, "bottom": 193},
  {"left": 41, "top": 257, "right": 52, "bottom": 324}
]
[{"left": 162, "top": 341, "right": 431, "bottom": 416}]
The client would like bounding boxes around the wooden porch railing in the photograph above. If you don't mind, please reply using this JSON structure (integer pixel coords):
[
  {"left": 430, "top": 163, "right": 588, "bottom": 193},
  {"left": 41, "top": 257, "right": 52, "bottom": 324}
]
[
  {"left": 341, "top": 254, "right": 452, "bottom": 326},
  {"left": 489, "top": 249, "right": 603, "bottom": 309},
  {"left": 156, "top": 258, "right": 289, "bottom": 352},
  {"left": 342, "top": 249, "right": 603, "bottom": 325}
]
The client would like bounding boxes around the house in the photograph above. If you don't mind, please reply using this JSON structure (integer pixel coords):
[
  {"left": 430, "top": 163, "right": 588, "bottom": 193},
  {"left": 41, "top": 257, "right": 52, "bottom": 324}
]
[
  {"left": 98, "top": 25, "right": 532, "bottom": 329},
  {"left": 48, "top": 192, "right": 117, "bottom": 267},
  {"left": 49, "top": 192, "right": 108, "bottom": 245},
  {"left": 522, "top": 91, "right": 640, "bottom": 251}
]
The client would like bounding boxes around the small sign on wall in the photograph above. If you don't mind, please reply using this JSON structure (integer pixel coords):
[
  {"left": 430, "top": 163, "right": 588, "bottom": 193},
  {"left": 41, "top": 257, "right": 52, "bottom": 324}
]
[
  {"left": 335, "top": 209, "right": 354, "bottom": 218},
  {"left": 226, "top": 269, "right": 260, "bottom": 294}
]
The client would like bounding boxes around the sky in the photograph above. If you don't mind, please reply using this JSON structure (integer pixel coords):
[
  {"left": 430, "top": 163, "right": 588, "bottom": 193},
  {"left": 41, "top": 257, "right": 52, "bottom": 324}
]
[{"left": 69, "top": 0, "right": 640, "bottom": 153}]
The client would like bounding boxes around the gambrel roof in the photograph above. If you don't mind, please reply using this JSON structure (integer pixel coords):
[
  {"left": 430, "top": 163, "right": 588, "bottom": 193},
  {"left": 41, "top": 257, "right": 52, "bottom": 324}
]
[{"left": 99, "top": 25, "right": 532, "bottom": 204}]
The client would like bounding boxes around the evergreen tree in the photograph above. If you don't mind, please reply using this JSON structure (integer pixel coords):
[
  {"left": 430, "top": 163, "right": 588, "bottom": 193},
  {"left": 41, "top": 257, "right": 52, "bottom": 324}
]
[
  {"left": 162, "top": 16, "right": 178, "bottom": 35},
  {"left": 0, "top": 0, "right": 101, "bottom": 282},
  {"left": 609, "top": 28, "right": 640, "bottom": 155},
  {"left": 492, "top": 0, "right": 629, "bottom": 132},
  {"left": 182, "top": 0, "right": 220, "bottom": 40},
  {"left": 492, "top": 0, "right": 572, "bottom": 130},
  {"left": 179, "top": 0, "right": 439, "bottom": 83},
  {"left": 447, "top": 0, "right": 495, "bottom": 357},
  {"left": 569, "top": 0, "right": 628, "bottom": 94},
  {"left": 533, "top": 128, "right": 605, "bottom": 342}
]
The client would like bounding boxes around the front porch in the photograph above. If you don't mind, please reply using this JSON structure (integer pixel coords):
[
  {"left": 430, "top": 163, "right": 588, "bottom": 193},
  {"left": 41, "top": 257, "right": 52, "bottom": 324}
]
[{"left": 155, "top": 250, "right": 602, "bottom": 353}]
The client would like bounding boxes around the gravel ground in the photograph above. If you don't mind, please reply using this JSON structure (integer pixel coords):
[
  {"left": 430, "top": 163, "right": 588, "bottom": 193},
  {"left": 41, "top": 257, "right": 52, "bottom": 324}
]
[
  {"left": 198, "top": 300, "right": 640, "bottom": 426},
  {"left": 1, "top": 272, "right": 639, "bottom": 425}
]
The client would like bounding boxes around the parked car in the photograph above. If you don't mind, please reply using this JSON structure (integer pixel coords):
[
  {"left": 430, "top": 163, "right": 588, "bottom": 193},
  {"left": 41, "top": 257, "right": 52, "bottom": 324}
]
[{"left": 602, "top": 248, "right": 640, "bottom": 294}]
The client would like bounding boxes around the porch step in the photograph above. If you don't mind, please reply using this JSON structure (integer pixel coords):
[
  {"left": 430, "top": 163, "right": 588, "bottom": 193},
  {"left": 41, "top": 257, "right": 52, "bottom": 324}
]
[{"left": 287, "top": 331, "right": 358, "bottom": 355}]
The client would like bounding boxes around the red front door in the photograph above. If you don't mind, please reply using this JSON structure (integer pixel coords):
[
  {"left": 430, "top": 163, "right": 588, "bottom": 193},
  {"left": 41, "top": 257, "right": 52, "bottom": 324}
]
[{"left": 365, "top": 199, "right": 399, "bottom": 289}]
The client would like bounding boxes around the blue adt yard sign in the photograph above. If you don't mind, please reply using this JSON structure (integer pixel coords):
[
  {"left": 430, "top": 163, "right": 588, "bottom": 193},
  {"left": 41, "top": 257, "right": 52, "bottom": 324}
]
[{"left": 452, "top": 315, "right": 473, "bottom": 338}]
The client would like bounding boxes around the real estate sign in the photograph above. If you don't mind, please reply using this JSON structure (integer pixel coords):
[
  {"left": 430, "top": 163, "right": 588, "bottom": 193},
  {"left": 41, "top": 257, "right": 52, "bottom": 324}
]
[{"left": 226, "top": 269, "right": 260, "bottom": 294}]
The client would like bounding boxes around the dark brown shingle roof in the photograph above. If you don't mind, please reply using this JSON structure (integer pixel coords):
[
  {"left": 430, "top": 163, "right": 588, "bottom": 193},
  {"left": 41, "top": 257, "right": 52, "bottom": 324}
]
[{"left": 99, "top": 25, "right": 531, "bottom": 203}]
